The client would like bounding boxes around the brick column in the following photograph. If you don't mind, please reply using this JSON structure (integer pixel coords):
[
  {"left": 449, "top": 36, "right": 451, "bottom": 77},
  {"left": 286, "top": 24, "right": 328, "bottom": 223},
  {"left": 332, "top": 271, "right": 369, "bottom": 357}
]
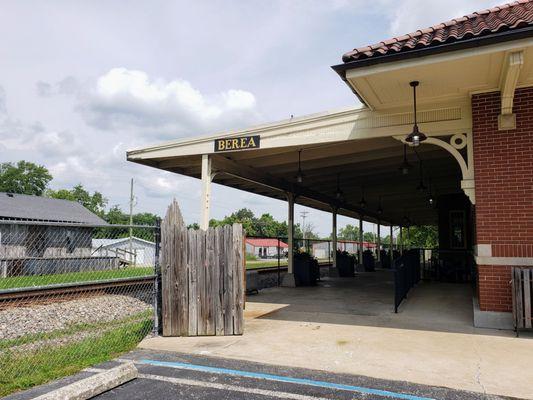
[{"left": 472, "top": 87, "right": 533, "bottom": 312}]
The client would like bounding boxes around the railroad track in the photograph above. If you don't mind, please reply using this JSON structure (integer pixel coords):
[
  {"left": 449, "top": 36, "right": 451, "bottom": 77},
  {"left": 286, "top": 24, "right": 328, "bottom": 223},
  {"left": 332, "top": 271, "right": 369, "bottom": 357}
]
[{"left": 0, "top": 275, "right": 155, "bottom": 308}]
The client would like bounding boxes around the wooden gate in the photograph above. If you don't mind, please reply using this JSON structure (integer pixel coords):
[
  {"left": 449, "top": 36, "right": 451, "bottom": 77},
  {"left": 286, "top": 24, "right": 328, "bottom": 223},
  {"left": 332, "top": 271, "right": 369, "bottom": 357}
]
[
  {"left": 160, "top": 200, "right": 244, "bottom": 336},
  {"left": 512, "top": 267, "right": 533, "bottom": 333}
]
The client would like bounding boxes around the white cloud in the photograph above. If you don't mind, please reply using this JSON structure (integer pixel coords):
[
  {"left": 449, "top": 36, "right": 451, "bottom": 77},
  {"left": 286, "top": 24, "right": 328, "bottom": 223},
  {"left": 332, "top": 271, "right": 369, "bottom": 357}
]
[
  {"left": 385, "top": 0, "right": 498, "bottom": 36},
  {"left": 80, "top": 68, "right": 259, "bottom": 138}
]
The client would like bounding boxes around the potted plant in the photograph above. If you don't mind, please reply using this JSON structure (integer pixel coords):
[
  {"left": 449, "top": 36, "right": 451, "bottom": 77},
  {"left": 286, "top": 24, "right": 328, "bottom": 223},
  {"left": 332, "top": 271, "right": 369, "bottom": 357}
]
[
  {"left": 293, "top": 250, "right": 319, "bottom": 286},
  {"left": 363, "top": 249, "right": 375, "bottom": 272},
  {"left": 336, "top": 250, "right": 355, "bottom": 277}
]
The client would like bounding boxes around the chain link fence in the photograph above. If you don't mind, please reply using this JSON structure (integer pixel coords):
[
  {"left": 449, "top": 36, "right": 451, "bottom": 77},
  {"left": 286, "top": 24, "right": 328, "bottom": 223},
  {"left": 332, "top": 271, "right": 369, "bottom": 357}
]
[{"left": 0, "top": 220, "right": 159, "bottom": 396}]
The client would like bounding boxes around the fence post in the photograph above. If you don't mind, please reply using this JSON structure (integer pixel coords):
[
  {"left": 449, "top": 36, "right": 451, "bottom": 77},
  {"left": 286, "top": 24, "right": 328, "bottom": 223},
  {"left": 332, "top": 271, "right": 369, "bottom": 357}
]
[{"left": 153, "top": 218, "right": 162, "bottom": 335}]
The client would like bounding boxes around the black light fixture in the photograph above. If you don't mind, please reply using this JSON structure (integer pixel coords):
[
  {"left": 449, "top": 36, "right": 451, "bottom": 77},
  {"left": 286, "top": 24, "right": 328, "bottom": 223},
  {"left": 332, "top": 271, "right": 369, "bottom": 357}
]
[
  {"left": 416, "top": 160, "right": 427, "bottom": 192},
  {"left": 359, "top": 186, "right": 367, "bottom": 209},
  {"left": 405, "top": 81, "right": 427, "bottom": 147},
  {"left": 377, "top": 196, "right": 383, "bottom": 215},
  {"left": 427, "top": 177, "right": 435, "bottom": 207},
  {"left": 403, "top": 215, "right": 411, "bottom": 227},
  {"left": 335, "top": 174, "right": 344, "bottom": 201},
  {"left": 399, "top": 144, "right": 412, "bottom": 175},
  {"left": 295, "top": 149, "right": 304, "bottom": 183}
]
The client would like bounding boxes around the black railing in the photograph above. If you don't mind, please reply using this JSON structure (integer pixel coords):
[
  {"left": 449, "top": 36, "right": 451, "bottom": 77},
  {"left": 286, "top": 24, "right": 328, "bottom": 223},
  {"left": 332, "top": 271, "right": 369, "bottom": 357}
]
[{"left": 393, "top": 248, "right": 421, "bottom": 313}]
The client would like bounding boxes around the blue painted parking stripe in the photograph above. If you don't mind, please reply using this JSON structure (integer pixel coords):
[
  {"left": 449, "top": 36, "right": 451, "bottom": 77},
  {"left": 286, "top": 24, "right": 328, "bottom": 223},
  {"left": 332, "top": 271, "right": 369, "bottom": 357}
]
[{"left": 137, "top": 359, "right": 435, "bottom": 400}]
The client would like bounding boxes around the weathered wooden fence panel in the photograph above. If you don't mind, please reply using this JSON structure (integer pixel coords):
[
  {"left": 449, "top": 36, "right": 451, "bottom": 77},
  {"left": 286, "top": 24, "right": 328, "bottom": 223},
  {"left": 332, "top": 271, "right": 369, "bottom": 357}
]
[
  {"left": 512, "top": 266, "right": 533, "bottom": 333},
  {"left": 160, "top": 200, "right": 244, "bottom": 336}
]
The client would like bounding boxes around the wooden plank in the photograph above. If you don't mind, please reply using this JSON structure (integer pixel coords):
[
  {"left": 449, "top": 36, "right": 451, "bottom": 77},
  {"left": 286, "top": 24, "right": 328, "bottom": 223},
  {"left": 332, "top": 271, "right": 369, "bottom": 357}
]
[
  {"left": 197, "top": 229, "right": 207, "bottom": 335},
  {"left": 205, "top": 228, "right": 216, "bottom": 335},
  {"left": 161, "top": 200, "right": 186, "bottom": 337},
  {"left": 187, "top": 229, "right": 198, "bottom": 336},
  {"left": 523, "top": 268, "right": 532, "bottom": 329},
  {"left": 233, "top": 224, "right": 244, "bottom": 335},
  {"left": 214, "top": 226, "right": 224, "bottom": 335},
  {"left": 223, "top": 225, "right": 233, "bottom": 334}
]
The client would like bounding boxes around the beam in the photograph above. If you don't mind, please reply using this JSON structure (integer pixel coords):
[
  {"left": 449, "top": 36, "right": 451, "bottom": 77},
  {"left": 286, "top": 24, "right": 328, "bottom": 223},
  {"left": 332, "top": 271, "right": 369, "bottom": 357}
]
[
  {"left": 211, "top": 154, "right": 391, "bottom": 224},
  {"left": 282, "top": 192, "right": 296, "bottom": 288}
]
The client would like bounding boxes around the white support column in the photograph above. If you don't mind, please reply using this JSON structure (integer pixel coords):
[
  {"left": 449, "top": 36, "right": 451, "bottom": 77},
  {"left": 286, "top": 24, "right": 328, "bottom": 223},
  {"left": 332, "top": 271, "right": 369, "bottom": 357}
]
[
  {"left": 200, "top": 154, "right": 212, "bottom": 231},
  {"left": 282, "top": 192, "right": 296, "bottom": 287},
  {"left": 376, "top": 222, "right": 381, "bottom": 263},
  {"left": 359, "top": 217, "right": 364, "bottom": 267},
  {"left": 330, "top": 207, "right": 339, "bottom": 277}
]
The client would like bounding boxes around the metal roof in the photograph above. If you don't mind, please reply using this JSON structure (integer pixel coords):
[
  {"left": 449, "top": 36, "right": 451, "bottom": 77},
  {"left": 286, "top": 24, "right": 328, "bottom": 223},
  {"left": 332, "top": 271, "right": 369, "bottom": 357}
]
[{"left": 0, "top": 192, "right": 106, "bottom": 224}]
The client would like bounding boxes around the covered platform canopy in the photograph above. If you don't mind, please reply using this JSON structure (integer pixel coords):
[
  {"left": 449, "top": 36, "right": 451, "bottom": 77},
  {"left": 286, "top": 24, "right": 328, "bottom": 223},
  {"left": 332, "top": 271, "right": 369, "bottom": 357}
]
[{"left": 126, "top": 103, "right": 471, "bottom": 227}]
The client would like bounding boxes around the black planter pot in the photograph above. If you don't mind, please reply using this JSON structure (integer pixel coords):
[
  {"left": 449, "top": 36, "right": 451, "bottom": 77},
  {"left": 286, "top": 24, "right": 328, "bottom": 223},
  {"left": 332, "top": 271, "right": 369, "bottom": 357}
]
[
  {"left": 363, "top": 250, "right": 375, "bottom": 272},
  {"left": 337, "top": 255, "right": 355, "bottom": 277},
  {"left": 294, "top": 256, "right": 319, "bottom": 286}
]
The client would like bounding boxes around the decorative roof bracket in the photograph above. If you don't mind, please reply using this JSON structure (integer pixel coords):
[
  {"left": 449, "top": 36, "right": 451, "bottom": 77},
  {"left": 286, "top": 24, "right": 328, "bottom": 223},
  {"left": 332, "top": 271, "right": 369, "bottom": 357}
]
[
  {"left": 498, "top": 50, "right": 523, "bottom": 130},
  {"left": 394, "top": 133, "right": 475, "bottom": 204}
]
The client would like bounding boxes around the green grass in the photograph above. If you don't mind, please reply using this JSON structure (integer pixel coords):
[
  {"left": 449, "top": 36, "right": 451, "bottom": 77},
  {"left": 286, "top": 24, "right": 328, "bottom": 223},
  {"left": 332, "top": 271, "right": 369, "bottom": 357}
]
[
  {"left": 245, "top": 258, "right": 331, "bottom": 270},
  {"left": 0, "top": 267, "right": 154, "bottom": 290},
  {"left": 0, "top": 310, "right": 152, "bottom": 351},
  {"left": 0, "top": 316, "right": 152, "bottom": 397},
  {"left": 245, "top": 260, "right": 288, "bottom": 270}
]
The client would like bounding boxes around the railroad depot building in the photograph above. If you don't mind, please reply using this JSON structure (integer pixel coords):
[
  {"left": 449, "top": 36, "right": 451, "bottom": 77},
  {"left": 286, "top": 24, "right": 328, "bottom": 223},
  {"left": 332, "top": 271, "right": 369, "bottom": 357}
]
[{"left": 128, "top": 2, "right": 533, "bottom": 330}]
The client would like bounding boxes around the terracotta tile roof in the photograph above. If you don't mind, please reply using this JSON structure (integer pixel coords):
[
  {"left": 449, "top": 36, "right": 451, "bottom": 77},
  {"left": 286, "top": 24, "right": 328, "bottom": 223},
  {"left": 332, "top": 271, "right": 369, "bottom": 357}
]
[{"left": 342, "top": 1, "right": 533, "bottom": 63}]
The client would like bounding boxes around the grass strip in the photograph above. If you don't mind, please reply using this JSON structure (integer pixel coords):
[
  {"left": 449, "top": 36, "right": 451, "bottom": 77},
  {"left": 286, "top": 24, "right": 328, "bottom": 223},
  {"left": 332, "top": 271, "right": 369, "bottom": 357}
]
[
  {"left": 0, "top": 309, "right": 152, "bottom": 350},
  {"left": 0, "top": 318, "right": 152, "bottom": 397},
  {"left": 0, "top": 267, "right": 154, "bottom": 290}
]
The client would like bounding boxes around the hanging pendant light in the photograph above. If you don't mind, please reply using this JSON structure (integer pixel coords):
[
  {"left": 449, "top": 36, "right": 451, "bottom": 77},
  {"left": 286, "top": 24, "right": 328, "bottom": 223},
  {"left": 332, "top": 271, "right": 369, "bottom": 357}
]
[
  {"left": 359, "top": 186, "right": 367, "bottom": 209},
  {"left": 335, "top": 173, "right": 344, "bottom": 201},
  {"left": 399, "top": 144, "right": 412, "bottom": 175},
  {"left": 295, "top": 150, "right": 304, "bottom": 183},
  {"left": 416, "top": 160, "right": 427, "bottom": 192},
  {"left": 405, "top": 81, "right": 427, "bottom": 147},
  {"left": 427, "top": 177, "right": 435, "bottom": 207},
  {"left": 377, "top": 196, "right": 383, "bottom": 215}
]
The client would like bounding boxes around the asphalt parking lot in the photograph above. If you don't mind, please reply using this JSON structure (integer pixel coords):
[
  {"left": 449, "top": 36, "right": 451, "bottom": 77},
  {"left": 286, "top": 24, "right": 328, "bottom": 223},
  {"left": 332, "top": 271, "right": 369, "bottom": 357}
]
[{"left": 6, "top": 349, "right": 521, "bottom": 400}]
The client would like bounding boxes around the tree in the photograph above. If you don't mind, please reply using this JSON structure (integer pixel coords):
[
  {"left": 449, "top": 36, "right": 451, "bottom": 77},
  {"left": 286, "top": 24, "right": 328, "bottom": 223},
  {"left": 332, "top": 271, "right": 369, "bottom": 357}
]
[
  {"left": 363, "top": 232, "right": 376, "bottom": 243},
  {"left": 187, "top": 222, "right": 200, "bottom": 230},
  {"left": 401, "top": 225, "right": 438, "bottom": 248},
  {"left": 0, "top": 161, "right": 52, "bottom": 195},
  {"left": 47, "top": 184, "right": 107, "bottom": 217},
  {"left": 337, "top": 224, "right": 360, "bottom": 240}
]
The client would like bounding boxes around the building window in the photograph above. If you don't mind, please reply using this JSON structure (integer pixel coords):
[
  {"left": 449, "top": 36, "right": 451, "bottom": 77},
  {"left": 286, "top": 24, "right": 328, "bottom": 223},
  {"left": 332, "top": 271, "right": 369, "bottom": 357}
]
[{"left": 449, "top": 210, "right": 466, "bottom": 249}]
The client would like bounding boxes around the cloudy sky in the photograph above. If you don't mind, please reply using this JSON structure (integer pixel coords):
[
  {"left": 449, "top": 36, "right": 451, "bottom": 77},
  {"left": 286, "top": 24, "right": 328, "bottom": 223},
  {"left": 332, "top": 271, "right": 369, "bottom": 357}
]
[{"left": 0, "top": 0, "right": 499, "bottom": 236}]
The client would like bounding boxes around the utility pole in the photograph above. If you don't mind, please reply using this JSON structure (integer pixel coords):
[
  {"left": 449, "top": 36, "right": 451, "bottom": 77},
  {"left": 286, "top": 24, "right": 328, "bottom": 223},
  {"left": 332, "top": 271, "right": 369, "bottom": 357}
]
[
  {"left": 300, "top": 211, "right": 309, "bottom": 240},
  {"left": 129, "top": 178, "right": 134, "bottom": 263}
]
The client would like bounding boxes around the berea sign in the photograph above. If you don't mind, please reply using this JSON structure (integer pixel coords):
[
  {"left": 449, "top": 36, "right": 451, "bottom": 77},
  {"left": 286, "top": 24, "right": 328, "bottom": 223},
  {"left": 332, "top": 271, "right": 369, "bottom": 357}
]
[{"left": 214, "top": 135, "right": 260, "bottom": 152}]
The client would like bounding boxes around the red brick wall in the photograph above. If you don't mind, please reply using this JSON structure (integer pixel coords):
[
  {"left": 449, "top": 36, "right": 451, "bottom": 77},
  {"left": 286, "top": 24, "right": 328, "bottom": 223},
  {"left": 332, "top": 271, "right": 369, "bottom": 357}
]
[{"left": 472, "top": 87, "right": 533, "bottom": 312}]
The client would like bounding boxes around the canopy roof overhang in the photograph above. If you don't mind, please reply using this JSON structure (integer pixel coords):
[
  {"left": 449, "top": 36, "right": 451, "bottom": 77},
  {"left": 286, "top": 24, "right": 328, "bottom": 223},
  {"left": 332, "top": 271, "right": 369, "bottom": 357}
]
[
  {"left": 128, "top": 33, "right": 533, "bottom": 227},
  {"left": 127, "top": 102, "right": 470, "bottom": 226}
]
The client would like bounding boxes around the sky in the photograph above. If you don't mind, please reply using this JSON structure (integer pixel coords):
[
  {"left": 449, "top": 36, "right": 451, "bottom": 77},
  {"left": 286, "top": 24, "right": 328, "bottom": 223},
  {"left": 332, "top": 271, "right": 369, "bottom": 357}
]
[{"left": 0, "top": 0, "right": 500, "bottom": 237}]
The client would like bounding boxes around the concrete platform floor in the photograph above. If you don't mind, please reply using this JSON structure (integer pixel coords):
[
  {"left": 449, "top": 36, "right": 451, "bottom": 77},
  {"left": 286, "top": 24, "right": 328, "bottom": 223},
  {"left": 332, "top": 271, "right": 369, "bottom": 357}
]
[{"left": 140, "top": 271, "right": 533, "bottom": 399}]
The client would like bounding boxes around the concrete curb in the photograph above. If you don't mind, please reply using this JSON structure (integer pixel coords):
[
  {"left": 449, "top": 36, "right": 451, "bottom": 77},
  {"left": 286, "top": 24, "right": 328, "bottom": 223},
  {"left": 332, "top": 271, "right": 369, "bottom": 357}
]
[{"left": 33, "top": 362, "right": 138, "bottom": 400}]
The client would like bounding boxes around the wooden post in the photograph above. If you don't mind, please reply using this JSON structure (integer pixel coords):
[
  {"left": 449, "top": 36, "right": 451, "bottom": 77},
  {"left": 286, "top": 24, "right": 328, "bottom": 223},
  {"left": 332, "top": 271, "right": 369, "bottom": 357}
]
[{"left": 200, "top": 154, "right": 212, "bottom": 230}]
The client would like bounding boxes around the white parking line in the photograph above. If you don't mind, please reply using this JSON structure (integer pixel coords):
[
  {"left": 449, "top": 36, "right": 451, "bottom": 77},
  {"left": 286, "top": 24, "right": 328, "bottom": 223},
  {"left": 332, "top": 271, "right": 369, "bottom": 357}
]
[{"left": 139, "top": 372, "right": 333, "bottom": 400}]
